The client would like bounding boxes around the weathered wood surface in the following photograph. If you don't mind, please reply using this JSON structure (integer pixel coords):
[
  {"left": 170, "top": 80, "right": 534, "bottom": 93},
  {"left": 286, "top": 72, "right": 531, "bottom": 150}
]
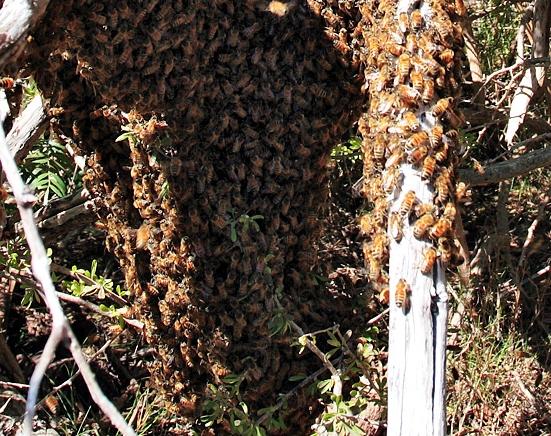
[
  {"left": 7, "top": 93, "right": 48, "bottom": 163},
  {"left": 0, "top": 0, "right": 51, "bottom": 67},
  {"left": 387, "top": 166, "right": 448, "bottom": 436}
]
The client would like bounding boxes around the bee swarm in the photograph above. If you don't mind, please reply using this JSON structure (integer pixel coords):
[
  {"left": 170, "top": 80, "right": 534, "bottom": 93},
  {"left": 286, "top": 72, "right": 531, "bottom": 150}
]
[{"left": 23, "top": 0, "right": 369, "bottom": 426}]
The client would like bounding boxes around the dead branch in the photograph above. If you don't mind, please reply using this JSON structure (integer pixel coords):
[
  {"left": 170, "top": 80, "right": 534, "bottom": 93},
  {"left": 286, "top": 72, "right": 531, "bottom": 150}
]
[
  {"left": 0, "top": 0, "right": 51, "bottom": 68},
  {"left": 0, "top": 111, "right": 135, "bottom": 435},
  {"left": 288, "top": 319, "right": 342, "bottom": 397},
  {"left": 518, "top": 190, "right": 549, "bottom": 270},
  {"left": 504, "top": 0, "right": 551, "bottom": 144},
  {"left": 7, "top": 94, "right": 49, "bottom": 163},
  {"left": 458, "top": 145, "right": 551, "bottom": 186},
  {"left": 0, "top": 332, "right": 26, "bottom": 384}
]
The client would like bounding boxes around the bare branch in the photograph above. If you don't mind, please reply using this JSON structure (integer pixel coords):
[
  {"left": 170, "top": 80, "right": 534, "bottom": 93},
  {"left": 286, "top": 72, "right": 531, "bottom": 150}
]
[
  {"left": 6, "top": 93, "right": 49, "bottom": 164},
  {"left": 0, "top": 107, "right": 136, "bottom": 435},
  {"left": 504, "top": 0, "right": 551, "bottom": 144},
  {"left": 458, "top": 145, "right": 551, "bottom": 186},
  {"left": 0, "top": 0, "right": 51, "bottom": 68}
]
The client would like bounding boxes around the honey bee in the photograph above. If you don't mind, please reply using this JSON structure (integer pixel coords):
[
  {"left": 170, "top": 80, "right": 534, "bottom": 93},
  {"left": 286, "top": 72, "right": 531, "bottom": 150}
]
[
  {"left": 455, "top": 0, "right": 467, "bottom": 16},
  {"left": 421, "top": 246, "right": 438, "bottom": 274},
  {"left": 431, "top": 97, "right": 453, "bottom": 118},
  {"left": 437, "top": 237, "right": 453, "bottom": 264},
  {"left": 374, "top": 134, "right": 386, "bottom": 160},
  {"left": 421, "top": 156, "right": 437, "bottom": 179},
  {"left": 398, "top": 84, "right": 420, "bottom": 107},
  {"left": 445, "top": 129, "right": 459, "bottom": 142},
  {"left": 430, "top": 218, "right": 452, "bottom": 239},
  {"left": 397, "top": 11, "right": 409, "bottom": 32},
  {"left": 421, "top": 78, "right": 435, "bottom": 103},
  {"left": 360, "top": 214, "right": 374, "bottom": 235},
  {"left": 434, "top": 143, "right": 449, "bottom": 163},
  {"left": 410, "top": 70, "right": 424, "bottom": 93},
  {"left": 0, "top": 77, "right": 15, "bottom": 89},
  {"left": 395, "top": 278, "right": 409, "bottom": 308},
  {"left": 398, "top": 53, "right": 411, "bottom": 83},
  {"left": 406, "top": 34, "right": 418, "bottom": 52},
  {"left": 400, "top": 190, "right": 417, "bottom": 217},
  {"left": 333, "top": 38, "right": 351, "bottom": 55},
  {"left": 371, "top": 232, "right": 389, "bottom": 259},
  {"left": 402, "top": 111, "right": 420, "bottom": 131},
  {"left": 456, "top": 182, "right": 470, "bottom": 202},
  {"left": 418, "top": 33, "right": 438, "bottom": 57},
  {"left": 382, "top": 166, "right": 403, "bottom": 193},
  {"left": 43, "top": 394, "right": 59, "bottom": 414},
  {"left": 389, "top": 211, "right": 403, "bottom": 241},
  {"left": 378, "top": 91, "right": 397, "bottom": 114},
  {"left": 435, "top": 169, "right": 451, "bottom": 203},
  {"left": 439, "top": 48, "right": 455, "bottom": 67},
  {"left": 443, "top": 202, "right": 457, "bottom": 220},
  {"left": 413, "top": 213, "right": 435, "bottom": 238},
  {"left": 136, "top": 223, "right": 150, "bottom": 251},
  {"left": 411, "top": 9, "right": 423, "bottom": 30},
  {"left": 379, "top": 287, "right": 390, "bottom": 305},
  {"left": 430, "top": 125, "right": 443, "bottom": 146},
  {"left": 386, "top": 40, "right": 404, "bottom": 57},
  {"left": 408, "top": 144, "right": 428, "bottom": 164},
  {"left": 414, "top": 202, "right": 434, "bottom": 217},
  {"left": 406, "top": 131, "right": 429, "bottom": 150},
  {"left": 369, "top": 256, "right": 381, "bottom": 281},
  {"left": 434, "top": 16, "right": 454, "bottom": 44},
  {"left": 386, "top": 148, "right": 405, "bottom": 169}
]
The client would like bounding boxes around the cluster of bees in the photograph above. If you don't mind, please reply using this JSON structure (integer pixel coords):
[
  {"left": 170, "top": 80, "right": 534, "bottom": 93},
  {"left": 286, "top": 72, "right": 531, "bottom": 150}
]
[
  {"left": 26, "top": 0, "right": 367, "bottom": 423},
  {"left": 351, "top": 0, "right": 467, "bottom": 307},
  {"left": 22, "top": 0, "right": 467, "bottom": 428}
]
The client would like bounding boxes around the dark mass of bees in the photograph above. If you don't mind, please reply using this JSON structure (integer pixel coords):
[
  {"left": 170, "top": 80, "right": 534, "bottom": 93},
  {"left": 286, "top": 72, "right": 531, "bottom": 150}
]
[
  {"left": 355, "top": 0, "right": 466, "bottom": 306},
  {"left": 19, "top": 0, "right": 466, "bottom": 427},
  {"left": 23, "top": 0, "right": 368, "bottom": 424}
]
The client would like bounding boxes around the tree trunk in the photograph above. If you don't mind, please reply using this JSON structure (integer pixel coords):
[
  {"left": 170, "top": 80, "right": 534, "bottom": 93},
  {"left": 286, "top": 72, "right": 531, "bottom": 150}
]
[{"left": 358, "top": 0, "right": 465, "bottom": 433}]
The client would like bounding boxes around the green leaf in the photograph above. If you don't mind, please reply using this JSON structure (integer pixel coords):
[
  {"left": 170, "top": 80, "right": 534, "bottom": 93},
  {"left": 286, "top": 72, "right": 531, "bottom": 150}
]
[{"left": 288, "top": 374, "right": 307, "bottom": 382}]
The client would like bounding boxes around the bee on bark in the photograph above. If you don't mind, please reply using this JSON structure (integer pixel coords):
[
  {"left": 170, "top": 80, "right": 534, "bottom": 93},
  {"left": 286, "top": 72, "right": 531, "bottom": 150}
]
[
  {"left": 406, "top": 131, "right": 429, "bottom": 150},
  {"left": 414, "top": 202, "right": 434, "bottom": 218},
  {"left": 402, "top": 111, "right": 420, "bottom": 131},
  {"left": 389, "top": 211, "right": 403, "bottom": 242},
  {"left": 421, "top": 156, "right": 437, "bottom": 179},
  {"left": 443, "top": 202, "right": 457, "bottom": 220},
  {"left": 410, "top": 10, "right": 423, "bottom": 30},
  {"left": 434, "top": 142, "right": 449, "bottom": 163},
  {"left": 399, "top": 190, "right": 417, "bottom": 217},
  {"left": 421, "top": 246, "right": 438, "bottom": 274},
  {"left": 371, "top": 232, "right": 389, "bottom": 260},
  {"left": 431, "top": 97, "right": 453, "bottom": 118},
  {"left": 410, "top": 70, "right": 424, "bottom": 93},
  {"left": 430, "top": 217, "right": 452, "bottom": 239},
  {"left": 421, "top": 78, "right": 435, "bottom": 103},
  {"left": 406, "top": 34, "right": 418, "bottom": 52},
  {"left": 413, "top": 213, "right": 435, "bottom": 239},
  {"left": 379, "top": 287, "right": 390, "bottom": 305},
  {"left": 429, "top": 125, "right": 444, "bottom": 147},
  {"left": 438, "top": 237, "right": 453, "bottom": 264},
  {"left": 397, "top": 53, "right": 411, "bottom": 83},
  {"left": 408, "top": 144, "right": 428, "bottom": 164},
  {"left": 439, "top": 48, "right": 455, "bottom": 68},
  {"left": 435, "top": 169, "right": 451, "bottom": 203},
  {"left": 398, "top": 84, "right": 420, "bottom": 107},
  {"left": 398, "top": 12, "right": 409, "bottom": 33},
  {"left": 395, "top": 278, "right": 410, "bottom": 308},
  {"left": 0, "top": 77, "right": 15, "bottom": 89}
]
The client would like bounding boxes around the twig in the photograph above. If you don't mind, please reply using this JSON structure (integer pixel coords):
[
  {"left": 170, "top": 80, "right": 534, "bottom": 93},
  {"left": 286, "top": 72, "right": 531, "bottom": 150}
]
[
  {"left": 0, "top": 103, "right": 135, "bottom": 435},
  {"left": 54, "top": 290, "right": 143, "bottom": 330},
  {"left": 0, "top": 381, "right": 30, "bottom": 390},
  {"left": 366, "top": 308, "right": 389, "bottom": 325},
  {"left": 458, "top": 145, "right": 551, "bottom": 186},
  {"left": 288, "top": 319, "right": 343, "bottom": 397}
]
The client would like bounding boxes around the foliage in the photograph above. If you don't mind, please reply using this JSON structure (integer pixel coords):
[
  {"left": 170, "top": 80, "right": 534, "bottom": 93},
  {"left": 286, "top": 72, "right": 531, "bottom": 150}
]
[{"left": 20, "top": 135, "right": 82, "bottom": 205}]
